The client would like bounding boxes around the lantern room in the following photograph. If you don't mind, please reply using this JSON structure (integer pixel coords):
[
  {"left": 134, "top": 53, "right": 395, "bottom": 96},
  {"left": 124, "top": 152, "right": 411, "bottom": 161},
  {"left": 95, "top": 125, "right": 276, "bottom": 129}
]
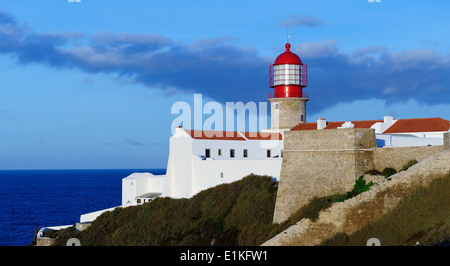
[{"left": 269, "top": 43, "right": 307, "bottom": 98}]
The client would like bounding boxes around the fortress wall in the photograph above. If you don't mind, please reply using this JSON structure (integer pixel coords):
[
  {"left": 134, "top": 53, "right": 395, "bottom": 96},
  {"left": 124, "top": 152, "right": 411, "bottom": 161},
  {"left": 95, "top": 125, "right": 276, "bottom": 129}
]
[
  {"left": 263, "top": 149, "right": 450, "bottom": 246},
  {"left": 272, "top": 128, "right": 447, "bottom": 224},
  {"left": 445, "top": 132, "right": 449, "bottom": 151},
  {"left": 273, "top": 128, "right": 376, "bottom": 224},
  {"left": 373, "top": 145, "right": 444, "bottom": 172}
]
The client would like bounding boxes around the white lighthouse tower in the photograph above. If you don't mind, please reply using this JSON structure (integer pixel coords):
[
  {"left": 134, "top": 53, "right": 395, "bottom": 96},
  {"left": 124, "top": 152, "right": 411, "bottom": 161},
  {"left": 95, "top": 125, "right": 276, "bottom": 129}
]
[{"left": 269, "top": 42, "right": 308, "bottom": 130}]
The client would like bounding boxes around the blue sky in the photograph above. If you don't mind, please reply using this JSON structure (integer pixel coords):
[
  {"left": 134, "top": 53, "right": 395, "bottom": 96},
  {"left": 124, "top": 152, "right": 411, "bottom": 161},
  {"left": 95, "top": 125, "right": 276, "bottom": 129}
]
[{"left": 0, "top": 0, "right": 449, "bottom": 169}]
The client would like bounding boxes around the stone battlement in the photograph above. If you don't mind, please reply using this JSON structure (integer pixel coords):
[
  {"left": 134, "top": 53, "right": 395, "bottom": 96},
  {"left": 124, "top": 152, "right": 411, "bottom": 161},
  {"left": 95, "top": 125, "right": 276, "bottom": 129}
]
[{"left": 273, "top": 128, "right": 446, "bottom": 224}]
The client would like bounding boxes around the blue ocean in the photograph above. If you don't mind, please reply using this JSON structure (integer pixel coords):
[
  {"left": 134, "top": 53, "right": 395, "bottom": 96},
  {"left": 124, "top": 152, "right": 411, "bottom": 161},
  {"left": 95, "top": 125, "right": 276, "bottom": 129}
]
[{"left": 0, "top": 169, "right": 166, "bottom": 246}]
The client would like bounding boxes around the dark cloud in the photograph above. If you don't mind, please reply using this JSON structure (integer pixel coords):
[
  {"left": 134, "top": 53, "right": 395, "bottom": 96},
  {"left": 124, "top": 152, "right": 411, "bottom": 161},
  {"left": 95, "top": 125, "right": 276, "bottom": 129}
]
[
  {"left": 295, "top": 40, "right": 450, "bottom": 112},
  {"left": 276, "top": 14, "right": 325, "bottom": 28},
  {"left": 125, "top": 139, "right": 145, "bottom": 146},
  {"left": 0, "top": 10, "right": 16, "bottom": 25},
  {"left": 1, "top": 10, "right": 450, "bottom": 115}
]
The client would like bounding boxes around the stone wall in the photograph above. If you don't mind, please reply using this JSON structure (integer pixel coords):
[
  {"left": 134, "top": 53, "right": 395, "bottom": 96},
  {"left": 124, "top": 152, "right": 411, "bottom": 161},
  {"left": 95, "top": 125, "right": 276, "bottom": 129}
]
[
  {"left": 445, "top": 132, "right": 450, "bottom": 151},
  {"left": 373, "top": 145, "right": 444, "bottom": 172},
  {"left": 36, "top": 237, "right": 55, "bottom": 246},
  {"left": 76, "top": 222, "right": 91, "bottom": 231},
  {"left": 263, "top": 149, "right": 450, "bottom": 246},
  {"left": 273, "top": 128, "right": 377, "bottom": 224},
  {"left": 272, "top": 127, "right": 447, "bottom": 224}
]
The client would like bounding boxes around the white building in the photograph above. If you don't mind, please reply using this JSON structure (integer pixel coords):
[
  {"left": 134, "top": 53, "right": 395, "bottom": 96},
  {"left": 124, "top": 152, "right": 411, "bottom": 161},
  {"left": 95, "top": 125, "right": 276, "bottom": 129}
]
[
  {"left": 121, "top": 128, "right": 283, "bottom": 205},
  {"left": 80, "top": 128, "right": 283, "bottom": 223},
  {"left": 293, "top": 116, "right": 450, "bottom": 148}
]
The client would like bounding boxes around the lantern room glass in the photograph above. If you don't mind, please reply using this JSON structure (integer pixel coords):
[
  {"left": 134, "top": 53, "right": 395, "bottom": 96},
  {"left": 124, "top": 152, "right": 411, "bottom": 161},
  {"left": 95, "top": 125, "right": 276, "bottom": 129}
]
[{"left": 269, "top": 64, "right": 307, "bottom": 87}]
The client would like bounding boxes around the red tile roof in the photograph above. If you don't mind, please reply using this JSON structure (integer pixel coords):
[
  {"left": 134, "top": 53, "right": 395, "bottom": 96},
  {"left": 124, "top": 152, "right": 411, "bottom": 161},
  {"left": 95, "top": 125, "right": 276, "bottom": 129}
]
[
  {"left": 292, "top": 120, "right": 383, "bottom": 130},
  {"left": 184, "top": 129, "right": 282, "bottom": 141},
  {"left": 185, "top": 130, "right": 246, "bottom": 140},
  {"left": 243, "top": 132, "right": 283, "bottom": 140},
  {"left": 383, "top": 117, "right": 450, "bottom": 133},
  {"left": 292, "top": 117, "right": 449, "bottom": 133},
  {"left": 291, "top": 123, "right": 317, "bottom": 130}
]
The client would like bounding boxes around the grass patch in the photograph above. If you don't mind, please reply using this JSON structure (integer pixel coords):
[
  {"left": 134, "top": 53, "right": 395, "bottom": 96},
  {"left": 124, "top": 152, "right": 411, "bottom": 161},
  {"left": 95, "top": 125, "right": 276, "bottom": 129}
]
[
  {"left": 263, "top": 194, "right": 344, "bottom": 242},
  {"left": 320, "top": 172, "right": 450, "bottom": 246},
  {"left": 52, "top": 175, "right": 279, "bottom": 246},
  {"left": 400, "top": 159, "right": 418, "bottom": 172},
  {"left": 54, "top": 169, "right": 444, "bottom": 247},
  {"left": 365, "top": 169, "right": 382, "bottom": 176},
  {"left": 336, "top": 176, "right": 374, "bottom": 202},
  {"left": 50, "top": 173, "right": 379, "bottom": 246},
  {"left": 382, "top": 167, "right": 397, "bottom": 178}
]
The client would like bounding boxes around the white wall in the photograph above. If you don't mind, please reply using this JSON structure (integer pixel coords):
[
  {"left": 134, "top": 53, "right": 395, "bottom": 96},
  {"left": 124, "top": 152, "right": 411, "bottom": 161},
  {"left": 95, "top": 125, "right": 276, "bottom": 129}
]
[
  {"left": 161, "top": 128, "right": 284, "bottom": 198},
  {"left": 376, "top": 133, "right": 444, "bottom": 147},
  {"left": 190, "top": 156, "right": 282, "bottom": 197},
  {"left": 191, "top": 139, "right": 283, "bottom": 160},
  {"left": 122, "top": 173, "right": 165, "bottom": 206},
  {"left": 392, "top": 131, "right": 447, "bottom": 139},
  {"left": 163, "top": 129, "right": 194, "bottom": 198},
  {"left": 80, "top": 206, "right": 119, "bottom": 223}
]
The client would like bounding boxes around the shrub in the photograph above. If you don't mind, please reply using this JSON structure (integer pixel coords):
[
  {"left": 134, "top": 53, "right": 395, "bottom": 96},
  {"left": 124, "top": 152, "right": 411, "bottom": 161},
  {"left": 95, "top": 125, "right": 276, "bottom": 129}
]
[
  {"left": 42, "top": 229, "right": 58, "bottom": 238},
  {"left": 337, "top": 176, "right": 374, "bottom": 202},
  {"left": 51, "top": 174, "right": 279, "bottom": 246},
  {"left": 400, "top": 159, "right": 418, "bottom": 172},
  {"left": 320, "top": 172, "right": 450, "bottom": 246},
  {"left": 365, "top": 169, "right": 382, "bottom": 175},
  {"left": 382, "top": 167, "right": 397, "bottom": 178},
  {"left": 263, "top": 193, "right": 343, "bottom": 243}
]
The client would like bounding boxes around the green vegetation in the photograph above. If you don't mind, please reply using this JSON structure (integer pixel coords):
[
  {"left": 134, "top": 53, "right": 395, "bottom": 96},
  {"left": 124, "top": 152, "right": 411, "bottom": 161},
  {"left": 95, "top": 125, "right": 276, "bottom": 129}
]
[
  {"left": 50, "top": 174, "right": 373, "bottom": 246},
  {"left": 382, "top": 167, "right": 397, "bottom": 178},
  {"left": 321, "top": 172, "right": 450, "bottom": 246},
  {"left": 366, "top": 158, "right": 419, "bottom": 179},
  {"left": 336, "top": 176, "right": 374, "bottom": 202},
  {"left": 53, "top": 175, "right": 279, "bottom": 246},
  {"left": 47, "top": 170, "right": 447, "bottom": 246},
  {"left": 364, "top": 169, "right": 382, "bottom": 176},
  {"left": 263, "top": 194, "right": 344, "bottom": 241},
  {"left": 400, "top": 159, "right": 418, "bottom": 172}
]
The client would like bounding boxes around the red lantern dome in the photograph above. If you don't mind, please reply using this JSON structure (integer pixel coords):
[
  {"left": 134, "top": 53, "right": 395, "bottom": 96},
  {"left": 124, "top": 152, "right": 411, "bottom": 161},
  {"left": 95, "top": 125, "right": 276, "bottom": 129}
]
[
  {"left": 269, "top": 43, "right": 307, "bottom": 98},
  {"left": 274, "top": 43, "right": 302, "bottom": 65}
]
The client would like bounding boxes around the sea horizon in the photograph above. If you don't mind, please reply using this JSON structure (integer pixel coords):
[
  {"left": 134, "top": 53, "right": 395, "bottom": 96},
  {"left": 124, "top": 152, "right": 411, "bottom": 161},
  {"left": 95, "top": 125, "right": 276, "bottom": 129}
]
[{"left": 0, "top": 168, "right": 166, "bottom": 246}]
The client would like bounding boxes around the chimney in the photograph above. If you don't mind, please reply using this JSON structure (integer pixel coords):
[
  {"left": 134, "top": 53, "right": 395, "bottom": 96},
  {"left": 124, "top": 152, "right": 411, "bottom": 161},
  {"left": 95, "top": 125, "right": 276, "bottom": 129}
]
[
  {"left": 384, "top": 116, "right": 394, "bottom": 123},
  {"left": 338, "top": 121, "right": 354, "bottom": 129},
  {"left": 317, "top": 118, "right": 327, "bottom": 130}
]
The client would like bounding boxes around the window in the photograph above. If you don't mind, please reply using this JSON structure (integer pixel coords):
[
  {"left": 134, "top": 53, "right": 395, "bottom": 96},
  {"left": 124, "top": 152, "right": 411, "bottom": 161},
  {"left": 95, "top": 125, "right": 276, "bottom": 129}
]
[
  {"left": 137, "top": 199, "right": 141, "bottom": 204},
  {"left": 301, "top": 115, "right": 304, "bottom": 122},
  {"left": 243, "top": 149, "right": 248, "bottom": 158},
  {"left": 220, "top": 172, "right": 224, "bottom": 178},
  {"left": 218, "top": 149, "right": 222, "bottom": 156},
  {"left": 281, "top": 151, "right": 284, "bottom": 158},
  {"left": 205, "top": 149, "right": 210, "bottom": 158},
  {"left": 267, "top": 149, "right": 271, "bottom": 158},
  {"left": 275, "top": 103, "right": 279, "bottom": 109},
  {"left": 230, "top": 149, "right": 235, "bottom": 158},
  {"left": 272, "top": 64, "right": 301, "bottom": 86}
]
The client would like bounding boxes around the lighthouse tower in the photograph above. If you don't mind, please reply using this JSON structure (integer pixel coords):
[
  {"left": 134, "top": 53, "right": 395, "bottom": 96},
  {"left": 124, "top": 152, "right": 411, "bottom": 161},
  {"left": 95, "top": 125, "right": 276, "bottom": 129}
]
[{"left": 269, "top": 43, "right": 308, "bottom": 130}]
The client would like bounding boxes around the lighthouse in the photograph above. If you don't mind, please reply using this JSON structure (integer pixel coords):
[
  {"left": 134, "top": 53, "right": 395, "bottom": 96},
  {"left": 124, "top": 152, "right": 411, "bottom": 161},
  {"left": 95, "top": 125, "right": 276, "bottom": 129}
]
[{"left": 269, "top": 42, "right": 308, "bottom": 130}]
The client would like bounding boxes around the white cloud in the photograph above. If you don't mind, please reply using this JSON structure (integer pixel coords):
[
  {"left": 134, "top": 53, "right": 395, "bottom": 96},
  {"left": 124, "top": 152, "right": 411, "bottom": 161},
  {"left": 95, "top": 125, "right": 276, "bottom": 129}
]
[
  {"left": 276, "top": 14, "right": 325, "bottom": 28},
  {"left": 294, "top": 39, "right": 338, "bottom": 59}
]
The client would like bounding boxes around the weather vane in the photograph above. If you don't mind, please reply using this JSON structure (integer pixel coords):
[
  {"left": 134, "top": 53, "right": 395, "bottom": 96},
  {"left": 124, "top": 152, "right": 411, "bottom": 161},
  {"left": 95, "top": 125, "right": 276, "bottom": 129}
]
[{"left": 286, "top": 25, "right": 290, "bottom": 43}]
